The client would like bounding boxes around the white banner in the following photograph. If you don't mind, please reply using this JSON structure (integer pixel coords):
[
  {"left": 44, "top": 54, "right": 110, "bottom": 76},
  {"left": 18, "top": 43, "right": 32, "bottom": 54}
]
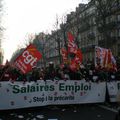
[
  {"left": 107, "top": 81, "right": 120, "bottom": 102},
  {"left": 0, "top": 80, "right": 106, "bottom": 110}
]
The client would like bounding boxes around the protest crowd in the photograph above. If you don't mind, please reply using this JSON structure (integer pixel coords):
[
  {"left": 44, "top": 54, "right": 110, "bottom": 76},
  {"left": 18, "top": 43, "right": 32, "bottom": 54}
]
[
  {"left": 0, "top": 58, "right": 120, "bottom": 83},
  {"left": 0, "top": 32, "right": 120, "bottom": 118},
  {"left": 0, "top": 32, "right": 119, "bottom": 83}
]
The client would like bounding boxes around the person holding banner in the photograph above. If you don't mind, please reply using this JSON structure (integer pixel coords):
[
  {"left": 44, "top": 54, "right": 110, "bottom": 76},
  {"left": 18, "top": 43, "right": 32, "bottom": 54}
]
[
  {"left": 44, "top": 62, "right": 56, "bottom": 80},
  {"left": 31, "top": 66, "right": 40, "bottom": 82}
]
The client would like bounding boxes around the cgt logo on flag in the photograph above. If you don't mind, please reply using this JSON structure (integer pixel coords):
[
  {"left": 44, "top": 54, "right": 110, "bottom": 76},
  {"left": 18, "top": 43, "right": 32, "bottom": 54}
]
[
  {"left": 22, "top": 49, "right": 37, "bottom": 66},
  {"left": 14, "top": 44, "right": 42, "bottom": 74}
]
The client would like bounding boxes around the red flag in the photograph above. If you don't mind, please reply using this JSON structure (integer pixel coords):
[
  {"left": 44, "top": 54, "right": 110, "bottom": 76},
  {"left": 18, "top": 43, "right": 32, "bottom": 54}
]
[
  {"left": 75, "top": 49, "right": 83, "bottom": 63},
  {"left": 103, "top": 50, "right": 108, "bottom": 68},
  {"left": 14, "top": 44, "right": 42, "bottom": 74},
  {"left": 95, "top": 46, "right": 117, "bottom": 71},
  {"left": 72, "top": 49, "right": 82, "bottom": 64},
  {"left": 68, "top": 42, "right": 78, "bottom": 54},
  {"left": 61, "top": 48, "right": 68, "bottom": 63},
  {"left": 69, "top": 49, "right": 82, "bottom": 71},
  {"left": 67, "top": 32, "right": 74, "bottom": 42},
  {"left": 107, "top": 50, "right": 117, "bottom": 71},
  {"left": 69, "top": 60, "right": 77, "bottom": 72},
  {"left": 67, "top": 32, "right": 78, "bottom": 54}
]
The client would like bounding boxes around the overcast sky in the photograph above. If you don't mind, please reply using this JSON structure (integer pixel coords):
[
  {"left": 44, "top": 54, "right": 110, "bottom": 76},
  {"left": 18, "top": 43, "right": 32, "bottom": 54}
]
[{"left": 2, "top": 0, "right": 88, "bottom": 63}]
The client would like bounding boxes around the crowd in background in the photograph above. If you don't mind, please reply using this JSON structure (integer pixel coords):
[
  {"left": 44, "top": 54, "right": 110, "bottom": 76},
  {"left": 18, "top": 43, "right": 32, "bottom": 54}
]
[{"left": 0, "top": 58, "right": 120, "bottom": 82}]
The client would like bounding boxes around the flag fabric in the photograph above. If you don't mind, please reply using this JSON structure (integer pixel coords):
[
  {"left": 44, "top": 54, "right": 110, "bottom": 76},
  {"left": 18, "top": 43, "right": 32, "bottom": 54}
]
[
  {"left": 95, "top": 46, "right": 107, "bottom": 68},
  {"left": 61, "top": 48, "right": 68, "bottom": 63},
  {"left": 69, "top": 60, "right": 78, "bottom": 72},
  {"left": 68, "top": 42, "right": 78, "bottom": 54},
  {"left": 106, "top": 49, "right": 117, "bottom": 71},
  {"left": 95, "top": 46, "right": 117, "bottom": 71},
  {"left": 69, "top": 49, "right": 83, "bottom": 71},
  {"left": 74, "top": 49, "right": 83, "bottom": 64},
  {"left": 71, "top": 49, "right": 83, "bottom": 67},
  {"left": 67, "top": 32, "right": 83, "bottom": 71},
  {"left": 67, "top": 32, "right": 74, "bottom": 42},
  {"left": 67, "top": 32, "right": 78, "bottom": 54},
  {"left": 14, "top": 44, "right": 42, "bottom": 74}
]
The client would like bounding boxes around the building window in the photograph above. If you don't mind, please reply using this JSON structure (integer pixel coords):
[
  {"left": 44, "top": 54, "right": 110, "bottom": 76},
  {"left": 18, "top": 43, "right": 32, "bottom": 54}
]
[
  {"left": 106, "top": 17, "right": 109, "bottom": 24},
  {"left": 110, "top": 30, "right": 116, "bottom": 37},
  {"left": 118, "top": 44, "right": 120, "bottom": 56},
  {"left": 118, "top": 29, "right": 120, "bottom": 37},
  {"left": 93, "top": 17, "right": 96, "bottom": 25},
  {"left": 117, "top": 15, "right": 120, "bottom": 21},
  {"left": 98, "top": 35, "right": 102, "bottom": 41}
]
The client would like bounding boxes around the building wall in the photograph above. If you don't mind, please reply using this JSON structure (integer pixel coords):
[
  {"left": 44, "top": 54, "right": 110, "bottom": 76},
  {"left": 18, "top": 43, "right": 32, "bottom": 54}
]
[
  {"left": 0, "top": 48, "right": 4, "bottom": 64},
  {"left": 41, "top": 1, "right": 120, "bottom": 66}
]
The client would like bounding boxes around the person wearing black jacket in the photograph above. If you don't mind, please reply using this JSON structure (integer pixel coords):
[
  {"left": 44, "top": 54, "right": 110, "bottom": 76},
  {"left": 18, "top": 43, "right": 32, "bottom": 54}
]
[
  {"left": 44, "top": 62, "right": 56, "bottom": 80},
  {"left": 31, "top": 67, "right": 40, "bottom": 82}
]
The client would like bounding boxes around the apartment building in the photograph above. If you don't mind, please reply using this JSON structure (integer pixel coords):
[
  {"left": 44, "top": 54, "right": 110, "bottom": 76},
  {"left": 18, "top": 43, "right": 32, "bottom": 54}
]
[{"left": 41, "top": 1, "right": 120, "bottom": 66}]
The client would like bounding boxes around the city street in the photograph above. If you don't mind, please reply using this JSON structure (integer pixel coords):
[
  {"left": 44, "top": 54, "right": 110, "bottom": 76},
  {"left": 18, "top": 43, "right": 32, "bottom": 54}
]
[
  {"left": 0, "top": 0, "right": 120, "bottom": 120},
  {"left": 0, "top": 104, "right": 118, "bottom": 120}
]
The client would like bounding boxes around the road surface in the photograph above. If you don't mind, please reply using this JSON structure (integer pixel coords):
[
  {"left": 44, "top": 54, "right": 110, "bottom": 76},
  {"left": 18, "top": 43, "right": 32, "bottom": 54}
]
[{"left": 0, "top": 104, "right": 118, "bottom": 120}]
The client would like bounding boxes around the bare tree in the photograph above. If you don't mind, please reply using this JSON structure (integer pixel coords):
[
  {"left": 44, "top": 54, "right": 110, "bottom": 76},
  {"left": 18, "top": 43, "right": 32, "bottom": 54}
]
[
  {"left": 67, "top": 4, "right": 87, "bottom": 48},
  {"left": 32, "top": 32, "right": 47, "bottom": 67},
  {"left": 60, "top": 13, "right": 68, "bottom": 52},
  {"left": 23, "top": 33, "right": 35, "bottom": 47},
  {"left": 0, "top": 0, "right": 4, "bottom": 64},
  {"left": 90, "top": 0, "right": 118, "bottom": 48},
  {"left": 53, "top": 15, "right": 62, "bottom": 64},
  {"left": 0, "top": 0, "right": 3, "bottom": 31}
]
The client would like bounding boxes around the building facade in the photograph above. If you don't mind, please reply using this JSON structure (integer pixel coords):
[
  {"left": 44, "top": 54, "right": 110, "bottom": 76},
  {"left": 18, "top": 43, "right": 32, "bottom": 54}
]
[{"left": 39, "top": 1, "right": 120, "bottom": 67}]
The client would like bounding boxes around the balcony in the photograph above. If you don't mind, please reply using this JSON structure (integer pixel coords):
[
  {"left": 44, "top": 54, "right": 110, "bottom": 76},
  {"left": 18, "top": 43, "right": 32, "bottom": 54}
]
[
  {"left": 98, "top": 36, "right": 118, "bottom": 47},
  {"left": 107, "top": 21, "right": 118, "bottom": 29},
  {"left": 81, "top": 44, "right": 95, "bottom": 52},
  {"left": 79, "top": 23, "right": 90, "bottom": 32},
  {"left": 87, "top": 32, "right": 95, "bottom": 40},
  {"left": 98, "top": 21, "right": 120, "bottom": 33}
]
